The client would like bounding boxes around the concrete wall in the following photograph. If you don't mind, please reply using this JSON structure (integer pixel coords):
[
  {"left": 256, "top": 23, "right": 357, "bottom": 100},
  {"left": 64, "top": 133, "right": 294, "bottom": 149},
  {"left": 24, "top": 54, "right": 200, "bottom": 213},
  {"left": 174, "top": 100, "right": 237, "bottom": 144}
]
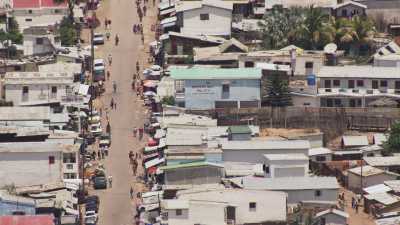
[
  {"left": 23, "top": 35, "right": 55, "bottom": 56},
  {"left": 292, "top": 95, "right": 320, "bottom": 107},
  {"left": 223, "top": 148, "right": 309, "bottom": 164},
  {"left": 317, "top": 213, "right": 347, "bottom": 225},
  {"left": 284, "top": 189, "right": 338, "bottom": 205},
  {"left": 165, "top": 208, "right": 189, "bottom": 225},
  {"left": 0, "top": 201, "right": 35, "bottom": 216},
  {"left": 184, "top": 79, "right": 260, "bottom": 110},
  {"left": 238, "top": 55, "right": 324, "bottom": 76},
  {"left": 181, "top": 5, "right": 232, "bottom": 36},
  {"left": 374, "top": 59, "right": 400, "bottom": 67},
  {"left": 265, "top": 158, "right": 309, "bottom": 178},
  {"left": 0, "top": 151, "right": 62, "bottom": 187},
  {"left": 348, "top": 172, "right": 398, "bottom": 192},
  {"left": 5, "top": 83, "right": 70, "bottom": 105},
  {"left": 164, "top": 166, "right": 223, "bottom": 185}
]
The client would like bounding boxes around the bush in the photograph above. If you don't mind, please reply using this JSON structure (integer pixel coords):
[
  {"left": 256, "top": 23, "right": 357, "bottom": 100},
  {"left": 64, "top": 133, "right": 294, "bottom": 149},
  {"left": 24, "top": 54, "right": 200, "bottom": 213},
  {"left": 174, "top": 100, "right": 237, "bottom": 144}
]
[
  {"left": 161, "top": 96, "right": 175, "bottom": 106},
  {"left": 59, "top": 17, "right": 77, "bottom": 46}
]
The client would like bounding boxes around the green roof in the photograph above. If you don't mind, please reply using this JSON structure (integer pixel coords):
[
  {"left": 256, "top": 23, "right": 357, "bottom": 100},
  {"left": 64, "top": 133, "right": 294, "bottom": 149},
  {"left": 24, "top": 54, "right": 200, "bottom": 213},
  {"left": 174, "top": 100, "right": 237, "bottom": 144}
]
[
  {"left": 170, "top": 68, "right": 262, "bottom": 80},
  {"left": 159, "top": 161, "right": 223, "bottom": 171},
  {"left": 228, "top": 125, "right": 251, "bottom": 134}
]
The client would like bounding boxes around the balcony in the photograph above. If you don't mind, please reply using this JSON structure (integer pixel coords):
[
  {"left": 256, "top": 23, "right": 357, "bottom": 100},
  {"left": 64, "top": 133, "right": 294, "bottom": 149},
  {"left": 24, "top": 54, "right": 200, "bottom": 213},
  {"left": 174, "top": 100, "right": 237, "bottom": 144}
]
[{"left": 318, "top": 88, "right": 400, "bottom": 97}]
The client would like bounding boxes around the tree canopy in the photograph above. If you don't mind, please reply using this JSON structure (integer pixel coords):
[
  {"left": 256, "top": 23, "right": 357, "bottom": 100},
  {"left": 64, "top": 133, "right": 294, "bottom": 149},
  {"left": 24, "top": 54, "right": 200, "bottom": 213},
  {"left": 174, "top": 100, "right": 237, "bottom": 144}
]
[
  {"left": 258, "top": 6, "right": 376, "bottom": 54},
  {"left": 384, "top": 122, "right": 400, "bottom": 154},
  {"left": 59, "top": 17, "right": 77, "bottom": 46}
]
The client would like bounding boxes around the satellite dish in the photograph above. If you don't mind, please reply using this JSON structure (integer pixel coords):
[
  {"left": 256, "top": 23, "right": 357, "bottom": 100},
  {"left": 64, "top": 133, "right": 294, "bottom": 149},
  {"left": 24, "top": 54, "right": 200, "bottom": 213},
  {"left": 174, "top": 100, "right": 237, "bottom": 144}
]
[{"left": 324, "top": 43, "right": 337, "bottom": 54}]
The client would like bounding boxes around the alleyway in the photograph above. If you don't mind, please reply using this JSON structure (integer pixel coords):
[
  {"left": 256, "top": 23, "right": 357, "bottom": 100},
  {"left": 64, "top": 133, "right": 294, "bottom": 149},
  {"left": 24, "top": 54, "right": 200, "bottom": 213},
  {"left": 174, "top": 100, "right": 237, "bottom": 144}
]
[{"left": 89, "top": 0, "right": 157, "bottom": 224}]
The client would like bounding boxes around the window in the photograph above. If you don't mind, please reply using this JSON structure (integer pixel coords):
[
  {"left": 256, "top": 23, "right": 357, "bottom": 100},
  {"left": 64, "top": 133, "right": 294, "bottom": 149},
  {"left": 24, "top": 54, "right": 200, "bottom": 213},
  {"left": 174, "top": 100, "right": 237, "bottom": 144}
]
[
  {"left": 175, "top": 209, "right": 182, "bottom": 216},
  {"left": 356, "top": 80, "right": 364, "bottom": 87},
  {"left": 305, "top": 62, "right": 314, "bottom": 68},
  {"left": 315, "top": 190, "right": 321, "bottom": 197},
  {"left": 63, "top": 153, "right": 76, "bottom": 163},
  {"left": 54, "top": 9, "right": 61, "bottom": 13},
  {"left": 22, "top": 86, "right": 29, "bottom": 94},
  {"left": 49, "top": 156, "right": 55, "bottom": 164},
  {"left": 372, "top": 80, "right": 379, "bottom": 89},
  {"left": 63, "top": 173, "right": 76, "bottom": 179},
  {"left": 28, "top": 10, "right": 32, "bottom": 14},
  {"left": 25, "top": 18, "right": 32, "bottom": 22},
  {"left": 36, "top": 38, "right": 43, "bottom": 45},
  {"left": 175, "top": 80, "right": 185, "bottom": 93},
  {"left": 348, "top": 80, "right": 355, "bottom": 88},
  {"left": 316, "top": 156, "right": 326, "bottom": 162},
  {"left": 263, "top": 164, "right": 270, "bottom": 173},
  {"left": 222, "top": 83, "right": 230, "bottom": 99},
  {"left": 380, "top": 80, "right": 388, "bottom": 87},
  {"left": 51, "top": 86, "right": 57, "bottom": 94},
  {"left": 66, "top": 164, "right": 73, "bottom": 169},
  {"left": 200, "top": 13, "right": 209, "bottom": 20},
  {"left": 249, "top": 202, "right": 256, "bottom": 211},
  {"left": 333, "top": 80, "right": 340, "bottom": 87},
  {"left": 244, "top": 61, "right": 254, "bottom": 68},
  {"left": 324, "top": 80, "right": 331, "bottom": 88},
  {"left": 395, "top": 81, "right": 400, "bottom": 89}
]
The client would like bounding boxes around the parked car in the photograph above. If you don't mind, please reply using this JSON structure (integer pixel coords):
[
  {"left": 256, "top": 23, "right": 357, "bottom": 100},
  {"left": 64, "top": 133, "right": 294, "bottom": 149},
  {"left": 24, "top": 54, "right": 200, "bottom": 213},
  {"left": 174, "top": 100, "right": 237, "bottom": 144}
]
[
  {"left": 93, "top": 176, "right": 107, "bottom": 189},
  {"left": 92, "top": 33, "right": 104, "bottom": 45},
  {"left": 99, "top": 134, "right": 111, "bottom": 147},
  {"left": 84, "top": 195, "right": 99, "bottom": 204},
  {"left": 93, "top": 59, "right": 105, "bottom": 81},
  {"left": 89, "top": 123, "right": 103, "bottom": 136}
]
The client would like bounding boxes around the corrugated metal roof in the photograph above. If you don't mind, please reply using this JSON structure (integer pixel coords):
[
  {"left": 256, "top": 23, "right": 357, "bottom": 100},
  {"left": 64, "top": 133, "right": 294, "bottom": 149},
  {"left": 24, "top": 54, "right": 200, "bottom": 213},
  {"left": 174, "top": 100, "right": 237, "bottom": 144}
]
[
  {"left": 264, "top": 153, "right": 308, "bottom": 161},
  {"left": 144, "top": 157, "right": 165, "bottom": 169},
  {"left": 175, "top": 0, "right": 232, "bottom": 12},
  {"left": 342, "top": 136, "right": 369, "bottom": 147},
  {"left": 160, "top": 161, "right": 223, "bottom": 171},
  {"left": 363, "top": 183, "right": 392, "bottom": 194},
  {"left": 0, "top": 190, "right": 36, "bottom": 205},
  {"left": 347, "top": 165, "right": 384, "bottom": 177},
  {"left": 315, "top": 209, "right": 349, "bottom": 218},
  {"left": 364, "top": 156, "right": 400, "bottom": 167},
  {"left": 222, "top": 140, "right": 310, "bottom": 150},
  {"left": 373, "top": 133, "right": 387, "bottom": 146},
  {"left": 384, "top": 180, "right": 400, "bottom": 193},
  {"left": 230, "top": 176, "right": 339, "bottom": 190},
  {"left": 364, "top": 192, "right": 400, "bottom": 205},
  {"left": 0, "top": 107, "right": 50, "bottom": 121},
  {"left": 309, "top": 147, "right": 332, "bottom": 156},
  {"left": 170, "top": 68, "right": 262, "bottom": 80},
  {"left": 375, "top": 215, "right": 400, "bottom": 225}
]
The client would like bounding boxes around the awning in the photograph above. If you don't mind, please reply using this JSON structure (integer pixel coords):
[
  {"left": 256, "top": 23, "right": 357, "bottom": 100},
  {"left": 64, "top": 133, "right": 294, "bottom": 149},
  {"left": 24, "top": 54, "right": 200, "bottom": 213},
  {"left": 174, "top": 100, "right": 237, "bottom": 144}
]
[
  {"left": 162, "top": 21, "right": 176, "bottom": 29},
  {"left": 144, "top": 157, "right": 165, "bottom": 169},
  {"left": 160, "top": 16, "right": 177, "bottom": 25},
  {"left": 158, "top": 1, "right": 174, "bottom": 10},
  {"left": 78, "top": 84, "right": 90, "bottom": 95},
  {"left": 141, "top": 190, "right": 164, "bottom": 198},
  {"left": 144, "top": 152, "right": 159, "bottom": 160},
  {"left": 139, "top": 203, "right": 160, "bottom": 211},
  {"left": 148, "top": 138, "right": 158, "bottom": 146},
  {"left": 144, "top": 146, "right": 159, "bottom": 153},
  {"left": 143, "top": 80, "right": 158, "bottom": 88},
  {"left": 160, "top": 7, "right": 175, "bottom": 16}
]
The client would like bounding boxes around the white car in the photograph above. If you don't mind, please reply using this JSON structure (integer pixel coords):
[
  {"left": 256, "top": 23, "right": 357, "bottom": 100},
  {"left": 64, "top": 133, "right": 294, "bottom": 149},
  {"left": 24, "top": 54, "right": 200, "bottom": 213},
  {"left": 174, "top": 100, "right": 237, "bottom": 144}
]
[
  {"left": 89, "top": 123, "right": 103, "bottom": 136},
  {"left": 92, "top": 33, "right": 104, "bottom": 45},
  {"left": 94, "top": 59, "right": 105, "bottom": 72}
]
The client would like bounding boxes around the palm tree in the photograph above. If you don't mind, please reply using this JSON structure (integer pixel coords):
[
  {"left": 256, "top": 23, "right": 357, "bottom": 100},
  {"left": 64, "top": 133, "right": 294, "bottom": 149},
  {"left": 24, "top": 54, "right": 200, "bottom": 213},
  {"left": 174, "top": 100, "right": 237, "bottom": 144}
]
[
  {"left": 297, "top": 5, "right": 329, "bottom": 49},
  {"left": 324, "top": 16, "right": 356, "bottom": 51},
  {"left": 350, "top": 15, "right": 376, "bottom": 55}
]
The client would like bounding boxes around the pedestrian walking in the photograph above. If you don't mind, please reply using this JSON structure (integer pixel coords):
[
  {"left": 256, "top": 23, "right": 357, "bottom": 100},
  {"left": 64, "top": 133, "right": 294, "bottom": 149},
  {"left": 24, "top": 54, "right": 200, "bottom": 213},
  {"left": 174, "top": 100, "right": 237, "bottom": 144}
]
[
  {"left": 108, "top": 175, "right": 113, "bottom": 187},
  {"left": 97, "top": 151, "right": 101, "bottom": 159},
  {"left": 110, "top": 98, "right": 114, "bottom": 108},
  {"left": 113, "top": 81, "right": 117, "bottom": 93},
  {"left": 115, "top": 34, "right": 119, "bottom": 46},
  {"left": 106, "top": 122, "right": 111, "bottom": 133},
  {"left": 141, "top": 35, "right": 144, "bottom": 44},
  {"left": 139, "top": 127, "right": 144, "bottom": 140},
  {"left": 108, "top": 54, "right": 112, "bottom": 66},
  {"left": 101, "top": 149, "right": 105, "bottom": 159},
  {"left": 130, "top": 187, "right": 134, "bottom": 199},
  {"left": 106, "top": 31, "right": 110, "bottom": 40},
  {"left": 107, "top": 71, "right": 110, "bottom": 80},
  {"left": 143, "top": 5, "right": 147, "bottom": 16},
  {"left": 355, "top": 201, "right": 359, "bottom": 213},
  {"left": 351, "top": 197, "right": 355, "bottom": 209},
  {"left": 136, "top": 61, "right": 140, "bottom": 73},
  {"left": 133, "top": 127, "right": 137, "bottom": 137},
  {"left": 104, "top": 18, "right": 108, "bottom": 28}
]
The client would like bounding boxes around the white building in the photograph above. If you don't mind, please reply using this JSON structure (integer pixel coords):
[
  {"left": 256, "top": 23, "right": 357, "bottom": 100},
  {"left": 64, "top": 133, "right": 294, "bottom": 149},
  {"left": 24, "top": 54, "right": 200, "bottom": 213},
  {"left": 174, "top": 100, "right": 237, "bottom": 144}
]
[
  {"left": 347, "top": 165, "right": 399, "bottom": 192},
  {"left": 314, "top": 209, "right": 349, "bottom": 225},
  {"left": 263, "top": 154, "right": 309, "bottom": 178},
  {"left": 11, "top": 0, "right": 69, "bottom": 31},
  {"left": 175, "top": 0, "right": 233, "bottom": 36},
  {"left": 238, "top": 48, "right": 325, "bottom": 77},
  {"left": 317, "top": 66, "right": 400, "bottom": 107},
  {"left": 22, "top": 26, "right": 60, "bottom": 56},
  {"left": 0, "top": 142, "right": 79, "bottom": 187},
  {"left": 309, "top": 147, "right": 333, "bottom": 163},
  {"left": 4, "top": 70, "right": 75, "bottom": 105},
  {"left": 161, "top": 189, "right": 287, "bottom": 225},
  {"left": 221, "top": 139, "right": 310, "bottom": 164},
  {"left": 230, "top": 176, "right": 340, "bottom": 205}
]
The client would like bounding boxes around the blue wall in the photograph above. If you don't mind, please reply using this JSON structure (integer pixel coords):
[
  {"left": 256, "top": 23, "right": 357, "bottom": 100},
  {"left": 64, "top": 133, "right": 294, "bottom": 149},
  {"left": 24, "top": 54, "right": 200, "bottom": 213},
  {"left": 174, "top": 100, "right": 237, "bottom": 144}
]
[
  {"left": 184, "top": 79, "right": 260, "bottom": 110},
  {"left": 0, "top": 200, "right": 36, "bottom": 215}
]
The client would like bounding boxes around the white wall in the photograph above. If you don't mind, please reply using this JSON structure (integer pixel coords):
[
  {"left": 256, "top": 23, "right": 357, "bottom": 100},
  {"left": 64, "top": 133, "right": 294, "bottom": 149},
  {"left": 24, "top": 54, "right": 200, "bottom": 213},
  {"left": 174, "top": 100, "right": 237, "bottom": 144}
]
[
  {"left": 165, "top": 209, "right": 189, "bottom": 225},
  {"left": 348, "top": 172, "right": 398, "bottom": 191},
  {"left": 285, "top": 189, "right": 338, "bottom": 205},
  {"left": 374, "top": 58, "right": 400, "bottom": 67},
  {"left": 265, "top": 158, "right": 309, "bottom": 178},
  {"left": 181, "top": 6, "right": 232, "bottom": 36},
  {"left": 223, "top": 148, "right": 309, "bottom": 164},
  {"left": 292, "top": 95, "right": 320, "bottom": 107},
  {"left": 23, "top": 35, "right": 56, "bottom": 56},
  {"left": 0, "top": 151, "right": 62, "bottom": 187},
  {"left": 5, "top": 83, "right": 70, "bottom": 105}
]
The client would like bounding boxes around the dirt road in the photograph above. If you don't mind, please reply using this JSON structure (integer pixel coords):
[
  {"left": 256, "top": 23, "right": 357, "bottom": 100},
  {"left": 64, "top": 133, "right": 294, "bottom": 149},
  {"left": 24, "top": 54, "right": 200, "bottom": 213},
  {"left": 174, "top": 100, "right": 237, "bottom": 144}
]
[{"left": 89, "top": 0, "right": 157, "bottom": 224}]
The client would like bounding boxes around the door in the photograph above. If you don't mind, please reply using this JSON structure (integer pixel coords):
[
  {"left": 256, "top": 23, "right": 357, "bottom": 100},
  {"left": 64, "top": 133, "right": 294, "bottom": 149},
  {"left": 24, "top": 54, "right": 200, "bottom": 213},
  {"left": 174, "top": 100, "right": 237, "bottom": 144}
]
[{"left": 226, "top": 206, "right": 235, "bottom": 222}]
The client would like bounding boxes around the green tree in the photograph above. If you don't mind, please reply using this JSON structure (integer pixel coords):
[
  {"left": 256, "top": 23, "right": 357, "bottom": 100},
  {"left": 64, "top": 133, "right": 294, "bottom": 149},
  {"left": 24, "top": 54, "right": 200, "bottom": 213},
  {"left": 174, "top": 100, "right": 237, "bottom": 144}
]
[
  {"left": 297, "top": 5, "right": 330, "bottom": 49},
  {"left": 59, "top": 17, "right": 77, "bottom": 46},
  {"left": 262, "top": 72, "right": 292, "bottom": 107},
  {"left": 384, "top": 122, "right": 400, "bottom": 153},
  {"left": 53, "top": 0, "right": 75, "bottom": 19},
  {"left": 161, "top": 96, "right": 175, "bottom": 106},
  {"left": 349, "top": 15, "right": 376, "bottom": 55},
  {"left": 0, "top": 17, "right": 23, "bottom": 44}
]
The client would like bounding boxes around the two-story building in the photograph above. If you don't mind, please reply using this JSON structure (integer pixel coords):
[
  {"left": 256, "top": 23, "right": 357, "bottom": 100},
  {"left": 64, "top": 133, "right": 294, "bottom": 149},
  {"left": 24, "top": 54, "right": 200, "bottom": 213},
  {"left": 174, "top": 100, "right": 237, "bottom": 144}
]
[
  {"left": 175, "top": 0, "right": 233, "bottom": 37},
  {"left": 0, "top": 142, "right": 79, "bottom": 187},
  {"left": 3, "top": 70, "right": 75, "bottom": 106},
  {"left": 171, "top": 68, "right": 262, "bottom": 110},
  {"left": 238, "top": 48, "right": 325, "bottom": 77},
  {"left": 22, "top": 26, "right": 60, "bottom": 56},
  {"left": 317, "top": 66, "right": 400, "bottom": 107},
  {"left": 11, "top": 0, "right": 69, "bottom": 31}
]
